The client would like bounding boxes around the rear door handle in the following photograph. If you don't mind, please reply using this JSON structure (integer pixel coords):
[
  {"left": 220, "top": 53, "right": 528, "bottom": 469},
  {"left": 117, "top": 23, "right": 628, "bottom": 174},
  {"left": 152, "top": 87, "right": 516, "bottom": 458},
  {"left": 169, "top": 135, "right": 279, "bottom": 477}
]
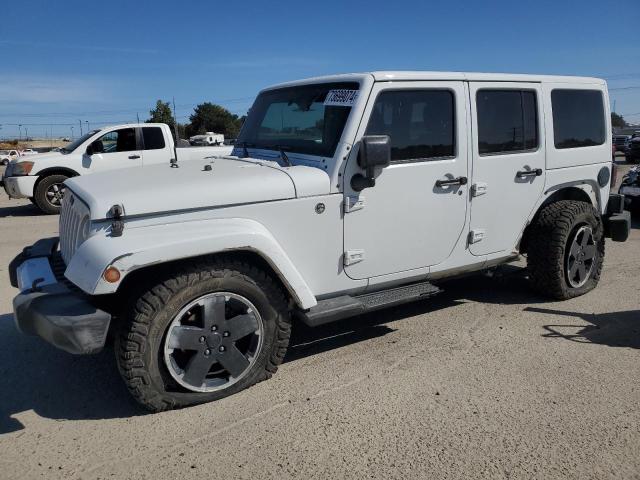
[
  {"left": 129, "top": 155, "right": 141, "bottom": 159},
  {"left": 435, "top": 176, "right": 468, "bottom": 187},
  {"left": 516, "top": 168, "right": 542, "bottom": 178}
]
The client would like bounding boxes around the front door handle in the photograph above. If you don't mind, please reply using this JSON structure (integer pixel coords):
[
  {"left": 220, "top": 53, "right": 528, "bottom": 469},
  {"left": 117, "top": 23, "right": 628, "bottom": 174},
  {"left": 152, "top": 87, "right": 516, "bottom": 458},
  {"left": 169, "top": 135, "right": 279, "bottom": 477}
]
[
  {"left": 129, "top": 155, "right": 141, "bottom": 159},
  {"left": 516, "top": 168, "right": 542, "bottom": 178},
  {"left": 435, "top": 176, "right": 468, "bottom": 188}
]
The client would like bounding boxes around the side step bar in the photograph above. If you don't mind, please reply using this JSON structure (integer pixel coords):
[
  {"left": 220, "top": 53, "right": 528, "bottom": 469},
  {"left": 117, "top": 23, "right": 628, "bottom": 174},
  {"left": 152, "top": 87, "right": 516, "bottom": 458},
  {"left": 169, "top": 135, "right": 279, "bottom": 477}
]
[{"left": 300, "top": 281, "right": 441, "bottom": 327}]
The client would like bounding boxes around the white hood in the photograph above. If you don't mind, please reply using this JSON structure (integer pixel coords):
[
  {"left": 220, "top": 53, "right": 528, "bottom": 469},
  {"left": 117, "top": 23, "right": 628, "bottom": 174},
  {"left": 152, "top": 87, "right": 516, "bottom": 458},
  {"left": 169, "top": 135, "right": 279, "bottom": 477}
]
[{"left": 66, "top": 157, "right": 331, "bottom": 220}]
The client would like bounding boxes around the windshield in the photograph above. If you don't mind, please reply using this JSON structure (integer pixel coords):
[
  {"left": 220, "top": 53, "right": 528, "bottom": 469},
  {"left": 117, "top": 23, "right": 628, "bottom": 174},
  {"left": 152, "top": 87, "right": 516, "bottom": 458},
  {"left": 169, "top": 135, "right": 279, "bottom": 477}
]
[
  {"left": 237, "top": 82, "right": 359, "bottom": 157},
  {"left": 61, "top": 129, "right": 101, "bottom": 153}
]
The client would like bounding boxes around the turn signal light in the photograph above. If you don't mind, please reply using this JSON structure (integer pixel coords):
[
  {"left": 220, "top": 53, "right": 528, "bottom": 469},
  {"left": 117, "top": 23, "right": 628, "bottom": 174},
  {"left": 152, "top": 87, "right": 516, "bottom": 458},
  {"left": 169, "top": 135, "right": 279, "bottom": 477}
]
[{"left": 103, "top": 266, "right": 121, "bottom": 283}]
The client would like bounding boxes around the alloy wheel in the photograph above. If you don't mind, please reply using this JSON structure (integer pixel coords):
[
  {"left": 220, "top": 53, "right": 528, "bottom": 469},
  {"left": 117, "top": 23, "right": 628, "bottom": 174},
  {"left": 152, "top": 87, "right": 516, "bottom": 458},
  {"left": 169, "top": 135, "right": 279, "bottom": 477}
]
[
  {"left": 566, "top": 225, "right": 596, "bottom": 288},
  {"left": 163, "top": 292, "right": 264, "bottom": 392},
  {"left": 46, "top": 183, "right": 65, "bottom": 206}
]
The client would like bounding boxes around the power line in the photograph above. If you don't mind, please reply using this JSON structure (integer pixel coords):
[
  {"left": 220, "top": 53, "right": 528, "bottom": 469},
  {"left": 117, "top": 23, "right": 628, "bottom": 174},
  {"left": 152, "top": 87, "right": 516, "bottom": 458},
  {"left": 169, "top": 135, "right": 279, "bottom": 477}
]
[{"left": 0, "top": 97, "right": 255, "bottom": 118}]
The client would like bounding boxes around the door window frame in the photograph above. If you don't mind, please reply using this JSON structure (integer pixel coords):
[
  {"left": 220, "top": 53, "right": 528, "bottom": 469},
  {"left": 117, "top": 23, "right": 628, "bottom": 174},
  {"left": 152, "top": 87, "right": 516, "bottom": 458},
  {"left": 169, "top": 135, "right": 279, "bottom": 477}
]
[
  {"left": 363, "top": 88, "right": 458, "bottom": 165},
  {"left": 475, "top": 88, "right": 541, "bottom": 157}
]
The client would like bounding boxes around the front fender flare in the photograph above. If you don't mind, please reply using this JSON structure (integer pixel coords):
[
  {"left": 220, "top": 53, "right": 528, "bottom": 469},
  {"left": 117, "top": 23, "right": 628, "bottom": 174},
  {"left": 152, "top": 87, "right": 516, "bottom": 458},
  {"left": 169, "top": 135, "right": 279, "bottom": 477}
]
[{"left": 64, "top": 218, "right": 317, "bottom": 309}]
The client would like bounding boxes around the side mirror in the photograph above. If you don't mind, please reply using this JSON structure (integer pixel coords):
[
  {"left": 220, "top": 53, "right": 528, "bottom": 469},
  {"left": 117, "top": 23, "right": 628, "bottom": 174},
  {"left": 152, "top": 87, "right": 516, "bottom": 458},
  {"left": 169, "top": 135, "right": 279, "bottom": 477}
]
[
  {"left": 351, "top": 135, "right": 391, "bottom": 191},
  {"left": 85, "top": 144, "right": 94, "bottom": 156}
]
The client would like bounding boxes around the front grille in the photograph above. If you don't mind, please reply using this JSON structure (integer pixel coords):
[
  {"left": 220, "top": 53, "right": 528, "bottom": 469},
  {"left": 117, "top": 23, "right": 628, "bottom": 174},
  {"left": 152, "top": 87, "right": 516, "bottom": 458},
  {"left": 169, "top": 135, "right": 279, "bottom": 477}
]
[{"left": 59, "top": 191, "right": 89, "bottom": 264}]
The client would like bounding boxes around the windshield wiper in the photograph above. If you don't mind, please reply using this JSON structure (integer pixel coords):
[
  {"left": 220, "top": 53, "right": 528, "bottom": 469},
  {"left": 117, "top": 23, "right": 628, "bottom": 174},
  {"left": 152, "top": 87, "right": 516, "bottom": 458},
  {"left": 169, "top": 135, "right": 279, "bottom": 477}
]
[
  {"left": 235, "top": 141, "right": 254, "bottom": 158},
  {"left": 260, "top": 144, "right": 292, "bottom": 167}
]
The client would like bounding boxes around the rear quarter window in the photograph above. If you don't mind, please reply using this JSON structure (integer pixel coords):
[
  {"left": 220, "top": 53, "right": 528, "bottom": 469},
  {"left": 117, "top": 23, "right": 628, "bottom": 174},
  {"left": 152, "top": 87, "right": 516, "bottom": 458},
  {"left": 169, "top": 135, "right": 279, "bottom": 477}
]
[
  {"left": 551, "top": 89, "right": 605, "bottom": 149},
  {"left": 142, "top": 127, "right": 166, "bottom": 150}
]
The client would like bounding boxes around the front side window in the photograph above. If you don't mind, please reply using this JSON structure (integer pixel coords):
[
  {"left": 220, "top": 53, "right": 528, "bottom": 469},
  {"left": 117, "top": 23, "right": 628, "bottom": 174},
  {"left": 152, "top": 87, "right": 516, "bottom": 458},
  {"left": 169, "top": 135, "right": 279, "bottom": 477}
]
[
  {"left": 365, "top": 90, "right": 455, "bottom": 162},
  {"left": 476, "top": 90, "right": 538, "bottom": 155},
  {"left": 95, "top": 128, "right": 137, "bottom": 153},
  {"left": 142, "top": 127, "right": 165, "bottom": 150},
  {"left": 551, "top": 89, "right": 605, "bottom": 149},
  {"left": 237, "top": 82, "right": 359, "bottom": 157}
]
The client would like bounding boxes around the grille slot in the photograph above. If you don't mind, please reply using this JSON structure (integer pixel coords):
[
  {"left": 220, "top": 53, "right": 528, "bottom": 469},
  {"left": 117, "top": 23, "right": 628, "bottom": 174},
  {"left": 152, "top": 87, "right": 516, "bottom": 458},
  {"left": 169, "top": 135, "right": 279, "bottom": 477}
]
[{"left": 59, "top": 191, "right": 89, "bottom": 264}]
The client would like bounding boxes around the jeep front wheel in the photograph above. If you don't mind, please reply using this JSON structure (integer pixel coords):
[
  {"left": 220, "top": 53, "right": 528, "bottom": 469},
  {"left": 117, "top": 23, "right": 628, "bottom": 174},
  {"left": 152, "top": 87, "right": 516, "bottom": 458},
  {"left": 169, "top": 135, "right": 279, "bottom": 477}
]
[
  {"left": 527, "top": 200, "right": 605, "bottom": 300},
  {"left": 116, "top": 257, "right": 292, "bottom": 411}
]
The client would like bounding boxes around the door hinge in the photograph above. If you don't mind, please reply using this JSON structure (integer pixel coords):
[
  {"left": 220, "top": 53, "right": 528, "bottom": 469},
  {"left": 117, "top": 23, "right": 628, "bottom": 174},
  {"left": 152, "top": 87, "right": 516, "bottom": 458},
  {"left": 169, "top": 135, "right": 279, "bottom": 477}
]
[
  {"left": 344, "top": 249, "right": 365, "bottom": 266},
  {"left": 468, "top": 229, "right": 485, "bottom": 244},
  {"left": 344, "top": 195, "right": 365, "bottom": 213},
  {"left": 471, "top": 182, "right": 488, "bottom": 197}
]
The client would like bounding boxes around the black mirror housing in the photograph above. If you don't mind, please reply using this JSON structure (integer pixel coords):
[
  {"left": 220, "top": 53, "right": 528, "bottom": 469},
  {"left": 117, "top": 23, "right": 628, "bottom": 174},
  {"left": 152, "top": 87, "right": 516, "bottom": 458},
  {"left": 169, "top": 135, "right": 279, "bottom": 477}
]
[
  {"left": 358, "top": 135, "right": 391, "bottom": 169},
  {"left": 85, "top": 144, "right": 94, "bottom": 156},
  {"left": 351, "top": 135, "right": 391, "bottom": 191}
]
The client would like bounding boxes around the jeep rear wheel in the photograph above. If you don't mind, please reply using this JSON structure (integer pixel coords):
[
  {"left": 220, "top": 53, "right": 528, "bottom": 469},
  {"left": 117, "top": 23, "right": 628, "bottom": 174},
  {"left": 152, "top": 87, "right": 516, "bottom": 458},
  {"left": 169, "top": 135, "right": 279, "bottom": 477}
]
[
  {"left": 527, "top": 200, "right": 604, "bottom": 300},
  {"left": 116, "top": 257, "right": 292, "bottom": 412}
]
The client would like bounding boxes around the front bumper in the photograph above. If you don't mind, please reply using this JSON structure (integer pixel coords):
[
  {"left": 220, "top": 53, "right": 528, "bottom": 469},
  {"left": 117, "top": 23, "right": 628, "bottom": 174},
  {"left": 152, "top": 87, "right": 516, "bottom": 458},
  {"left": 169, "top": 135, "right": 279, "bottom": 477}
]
[
  {"left": 9, "top": 237, "right": 111, "bottom": 355},
  {"left": 2, "top": 175, "right": 37, "bottom": 199}
]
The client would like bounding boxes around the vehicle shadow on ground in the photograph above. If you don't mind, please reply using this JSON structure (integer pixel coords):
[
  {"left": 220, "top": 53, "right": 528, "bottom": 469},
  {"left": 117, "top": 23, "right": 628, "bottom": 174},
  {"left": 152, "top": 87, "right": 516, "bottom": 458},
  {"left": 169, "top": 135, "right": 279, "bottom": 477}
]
[
  {"left": 0, "top": 203, "right": 44, "bottom": 218},
  {"left": 0, "top": 313, "right": 144, "bottom": 435},
  {"left": 526, "top": 307, "right": 640, "bottom": 349},
  {"left": 286, "top": 265, "right": 546, "bottom": 361}
]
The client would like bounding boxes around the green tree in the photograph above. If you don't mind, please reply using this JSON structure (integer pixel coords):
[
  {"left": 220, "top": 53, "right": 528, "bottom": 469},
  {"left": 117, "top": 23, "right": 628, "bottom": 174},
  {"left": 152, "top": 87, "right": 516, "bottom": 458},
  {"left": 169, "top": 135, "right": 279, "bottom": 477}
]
[
  {"left": 148, "top": 100, "right": 174, "bottom": 125},
  {"left": 612, "top": 112, "right": 627, "bottom": 129},
  {"left": 188, "top": 103, "right": 242, "bottom": 138},
  {"left": 147, "top": 100, "right": 186, "bottom": 140}
]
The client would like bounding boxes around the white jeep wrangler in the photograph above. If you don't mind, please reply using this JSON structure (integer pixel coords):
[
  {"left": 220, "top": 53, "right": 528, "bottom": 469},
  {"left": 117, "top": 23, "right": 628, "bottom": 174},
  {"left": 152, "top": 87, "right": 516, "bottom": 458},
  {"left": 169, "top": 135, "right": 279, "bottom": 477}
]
[{"left": 10, "top": 72, "right": 630, "bottom": 411}]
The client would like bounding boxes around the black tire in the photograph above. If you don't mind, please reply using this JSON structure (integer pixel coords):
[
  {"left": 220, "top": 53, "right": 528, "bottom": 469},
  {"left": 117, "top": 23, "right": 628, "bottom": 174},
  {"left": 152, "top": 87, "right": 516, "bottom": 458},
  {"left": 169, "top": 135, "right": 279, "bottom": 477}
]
[
  {"left": 28, "top": 197, "right": 36, "bottom": 205},
  {"left": 527, "top": 200, "right": 604, "bottom": 300},
  {"left": 33, "top": 174, "right": 68, "bottom": 214},
  {"left": 116, "top": 257, "right": 292, "bottom": 412},
  {"left": 1, "top": 158, "right": 8, "bottom": 166}
]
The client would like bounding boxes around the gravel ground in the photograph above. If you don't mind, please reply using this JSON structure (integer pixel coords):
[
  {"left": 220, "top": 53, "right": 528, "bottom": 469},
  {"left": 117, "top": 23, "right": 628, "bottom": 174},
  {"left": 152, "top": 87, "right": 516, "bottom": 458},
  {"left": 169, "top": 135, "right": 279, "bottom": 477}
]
[{"left": 0, "top": 162, "right": 638, "bottom": 480}]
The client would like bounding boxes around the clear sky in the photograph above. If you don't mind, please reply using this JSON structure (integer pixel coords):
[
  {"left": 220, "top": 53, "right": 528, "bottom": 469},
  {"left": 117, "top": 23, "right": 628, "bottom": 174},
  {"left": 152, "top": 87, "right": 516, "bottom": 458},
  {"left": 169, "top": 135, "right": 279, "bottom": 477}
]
[{"left": 1, "top": 0, "right": 639, "bottom": 139}]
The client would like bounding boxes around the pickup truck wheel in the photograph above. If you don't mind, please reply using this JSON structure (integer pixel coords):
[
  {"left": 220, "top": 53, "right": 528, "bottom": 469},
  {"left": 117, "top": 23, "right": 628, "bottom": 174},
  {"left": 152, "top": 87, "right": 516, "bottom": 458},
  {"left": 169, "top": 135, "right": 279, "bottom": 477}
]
[
  {"left": 527, "top": 200, "right": 604, "bottom": 300},
  {"left": 116, "top": 258, "right": 292, "bottom": 412},
  {"left": 34, "top": 174, "right": 68, "bottom": 214}
]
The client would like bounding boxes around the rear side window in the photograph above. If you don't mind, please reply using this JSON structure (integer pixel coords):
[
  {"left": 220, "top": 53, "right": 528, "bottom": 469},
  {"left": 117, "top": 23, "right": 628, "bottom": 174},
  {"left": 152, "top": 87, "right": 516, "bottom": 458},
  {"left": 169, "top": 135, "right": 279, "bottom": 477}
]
[
  {"left": 143, "top": 127, "right": 166, "bottom": 150},
  {"left": 365, "top": 90, "right": 455, "bottom": 162},
  {"left": 476, "top": 90, "right": 538, "bottom": 155},
  {"left": 551, "top": 90, "right": 605, "bottom": 149}
]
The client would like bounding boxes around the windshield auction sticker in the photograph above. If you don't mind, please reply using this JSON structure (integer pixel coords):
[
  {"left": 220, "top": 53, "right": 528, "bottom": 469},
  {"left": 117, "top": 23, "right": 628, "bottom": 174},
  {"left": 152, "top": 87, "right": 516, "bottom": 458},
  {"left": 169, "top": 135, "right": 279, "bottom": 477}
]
[{"left": 324, "top": 89, "right": 359, "bottom": 107}]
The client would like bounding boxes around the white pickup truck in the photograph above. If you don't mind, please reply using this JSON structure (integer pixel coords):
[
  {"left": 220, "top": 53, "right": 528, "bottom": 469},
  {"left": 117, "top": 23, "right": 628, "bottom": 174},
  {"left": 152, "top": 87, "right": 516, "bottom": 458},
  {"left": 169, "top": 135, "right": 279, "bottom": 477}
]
[
  {"left": 1, "top": 123, "right": 232, "bottom": 213},
  {"left": 0, "top": 149, "right": 21, "bottom": 165},
  {"left": 9, "top": 72, "right": 631, "bottom": 411}
]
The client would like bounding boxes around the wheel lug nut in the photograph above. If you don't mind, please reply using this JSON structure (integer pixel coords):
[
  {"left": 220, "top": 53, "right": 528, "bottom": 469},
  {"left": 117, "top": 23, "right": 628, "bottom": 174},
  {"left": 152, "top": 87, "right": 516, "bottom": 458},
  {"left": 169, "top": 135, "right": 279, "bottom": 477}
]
[
  {"left": 204, "top": 349, "right": 211, "bottom": 356},
  {"left": 223, "top": 331, "right": 229, "bottom": 337},
  {"left": 199, "top": 336, "right": 205, "bottom": 343},
  {"left": 219, "top": 346, "right": 225, "bottom": 352},
  {"left": 211, "top": 325, "right": 217, "bottom": 331}
]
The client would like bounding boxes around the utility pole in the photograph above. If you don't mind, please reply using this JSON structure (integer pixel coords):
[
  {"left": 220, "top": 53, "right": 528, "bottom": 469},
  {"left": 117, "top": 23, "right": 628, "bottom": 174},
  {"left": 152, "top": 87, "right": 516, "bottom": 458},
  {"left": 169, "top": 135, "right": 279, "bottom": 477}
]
[
  {"left": 85, "top": 120, "right": 90, "bottom": 132},
  {"left": 71, "top": 126, "right": 74, "bottom": 139},
  {"left": 137, "top": 112, "right": 140, "bottom": 123},
  {"left": 79, "top": 119, "right": 83, "bottom": 136},
  {"left": 613, "top": 99, "right": 617, "bottom": 113},
  {"left": 18, "top": 124, "right": 22, "bottom": 141}
]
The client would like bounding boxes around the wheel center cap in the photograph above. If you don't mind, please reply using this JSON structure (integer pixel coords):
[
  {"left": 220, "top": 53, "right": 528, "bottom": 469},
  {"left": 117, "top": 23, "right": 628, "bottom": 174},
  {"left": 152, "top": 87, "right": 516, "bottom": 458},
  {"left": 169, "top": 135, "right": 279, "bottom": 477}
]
[{"left": 206, "top": 333, "right": 222, "bottom": 348}]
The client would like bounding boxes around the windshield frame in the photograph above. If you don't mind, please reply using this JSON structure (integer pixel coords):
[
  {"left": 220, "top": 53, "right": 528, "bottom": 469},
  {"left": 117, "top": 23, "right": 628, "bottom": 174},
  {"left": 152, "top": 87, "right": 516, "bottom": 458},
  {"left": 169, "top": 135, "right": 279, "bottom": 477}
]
[
  {"left": 61, "top": 129, "right": 101, "bottom": 154},
  {"left": 236, "top": 81, "right": 360, "bottom": 159}
]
